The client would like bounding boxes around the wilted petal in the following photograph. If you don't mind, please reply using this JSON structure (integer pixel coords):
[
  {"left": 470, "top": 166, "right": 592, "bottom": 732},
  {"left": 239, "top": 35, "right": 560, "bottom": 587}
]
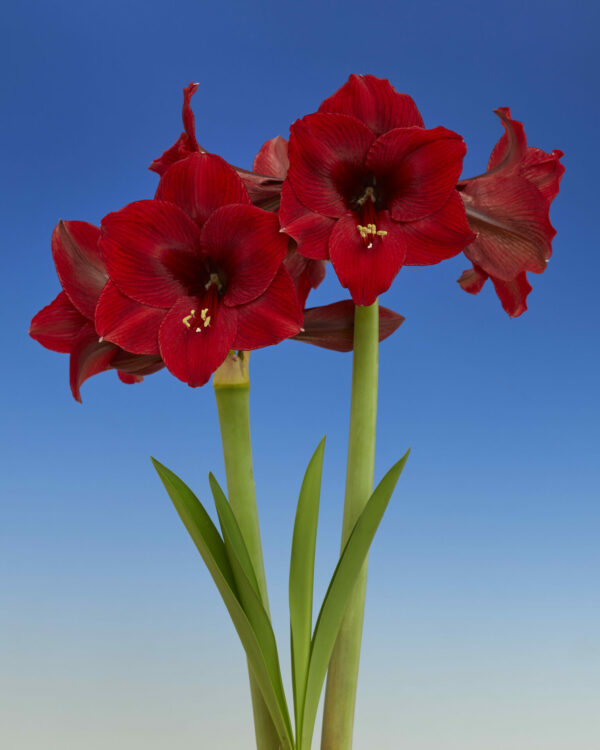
[
  {"left": 52, "top": 221, "right": 107, "bottom": 319},
  {"left": 29, "top": 292, "right": 88, "bottom": 353},
  {"left": 294, "top": 300, "right": 404, "bottom": 352},
  {"left": 329, "top": 211, "right": 406, "bottom": 306},
  {"left": 233, "top": 267, "right": 302, "bottom": 350},
  {"left": 155, "top": 152, "right": 250, "bottom": 228},
  {"left": 318, "top": 74, "right": 424, "bottom": 134}
]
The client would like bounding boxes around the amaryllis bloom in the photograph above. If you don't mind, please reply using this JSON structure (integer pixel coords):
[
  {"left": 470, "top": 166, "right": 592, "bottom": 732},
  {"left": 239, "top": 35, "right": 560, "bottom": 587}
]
[
  {"left": 97, "top": 152, "right": 303, "bottom": 387},
  {"left": 457, "top": 107, "right": 564, "bottom": 316},
  {"left": 29, "top": 221, "right": 163, "bottom": 402},
  {"left": 150, "top": 82, "right": 284, "bottom": 210},
  {"left": 149, "top": 82, "right": 327, "bottom": 310},
  {"left": 280, "top": 74, "right": 476, "bottom": 306}
]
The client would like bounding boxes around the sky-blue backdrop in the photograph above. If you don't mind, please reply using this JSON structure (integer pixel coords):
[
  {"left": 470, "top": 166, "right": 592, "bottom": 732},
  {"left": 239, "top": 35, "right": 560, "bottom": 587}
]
[{"left": 2, "top": 1, "right": 598, "bottom": 748}]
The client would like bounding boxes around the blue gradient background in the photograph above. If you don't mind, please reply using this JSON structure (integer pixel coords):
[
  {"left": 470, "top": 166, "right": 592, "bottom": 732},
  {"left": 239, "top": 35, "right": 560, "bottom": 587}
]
[{"left": 2, "top": 0, "right": 599, "bottom": 747}]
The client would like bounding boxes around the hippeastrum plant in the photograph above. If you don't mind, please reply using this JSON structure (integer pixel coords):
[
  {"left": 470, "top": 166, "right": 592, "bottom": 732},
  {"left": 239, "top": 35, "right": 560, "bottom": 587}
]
[{"left": 29, "top": 74, "right": 563, "bottom": 750}]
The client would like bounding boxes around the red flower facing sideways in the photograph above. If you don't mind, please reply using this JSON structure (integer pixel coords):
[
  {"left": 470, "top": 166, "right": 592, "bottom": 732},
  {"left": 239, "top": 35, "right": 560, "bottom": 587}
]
[
  {"left": 280, "top": 74, "right": 476, "bottom": 306},
  {"left": 457, "top": 107, "right": 564, "bottom": 316},
  {"left": 97, "top": 152, "right": 303, "bottom": 387},
  {"left": 150, "top": 82, "right": 285, "bottom": 211},
  {"left": 29, "top": 221, "right": 163, "bottom": 401}
]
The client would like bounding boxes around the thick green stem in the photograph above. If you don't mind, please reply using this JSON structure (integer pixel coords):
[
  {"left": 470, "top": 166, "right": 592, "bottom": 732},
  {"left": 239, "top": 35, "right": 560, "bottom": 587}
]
[
  {"left": 320, "top": 302, "right": 379, "bottom": 750},
  {"left": 214, "top": 352, "right": 282, "bottom": 750}
]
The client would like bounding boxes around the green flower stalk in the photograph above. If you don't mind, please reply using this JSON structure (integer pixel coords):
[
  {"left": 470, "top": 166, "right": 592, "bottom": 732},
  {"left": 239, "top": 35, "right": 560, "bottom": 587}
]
[
  {"left": 213, "top": 351, "right": 281, "bottom": 750},
  {"left": 321, "top": 302, "right": 379, "bottom": 750}
]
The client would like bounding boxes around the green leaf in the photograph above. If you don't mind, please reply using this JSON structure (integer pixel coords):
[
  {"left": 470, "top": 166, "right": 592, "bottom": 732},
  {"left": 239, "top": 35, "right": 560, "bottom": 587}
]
[
  {"left": 299, "top": 450, "right": 410, "bottom": 749},
  {"left": 151, "top": 458, "right": 294, "bottom": 750},
  {"left": 209, "top": 472, "right": 261, "bottom": 599},
  {"left": 289, "top": 437, "right": 325, "bottom": 743},
  {"left": 208, "top": 473, "right": 294, "bottom": 746}
]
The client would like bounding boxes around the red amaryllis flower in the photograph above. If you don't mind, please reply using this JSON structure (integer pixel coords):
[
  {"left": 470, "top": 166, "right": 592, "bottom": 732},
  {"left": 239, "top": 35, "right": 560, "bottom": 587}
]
[
  {"left": 457, "top": 107, "right": 564, "bottom": 316},
  {"left": 97, "top": 152, "right": 303, "bottom": 388},
  {"left": 280, "top": 74, "right": 476, "bottom": 306},
  {"left": 149, "top": 82, "right": 284, "bottom": 210},
  {"left": 29, "top": 221, "right": 163, "bottom": 401}
]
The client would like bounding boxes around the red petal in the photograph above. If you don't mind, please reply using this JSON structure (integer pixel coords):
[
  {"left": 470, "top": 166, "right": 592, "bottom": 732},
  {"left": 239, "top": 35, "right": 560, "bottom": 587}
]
[
  {"left": 490, "top": 272, "right": 532, "bottom": 318},
  {"left": 521, "top": 147, "right": 565, "bottom": 204},
  {"left": 283, "top": 247, "right": 326, "bottom": 307},
  {"left": 69, "top": 323, "right": 118, "bottom": 402},
  {"left": 367, "top": 126, "right": 467, "bottom": 222},
  {"left": 95, "top": 281, "right": 165, "bottom": 355},
  {"left": 158, "top": 296, "right": 237, "bottom": 387},
  {"left": 117, "top": 371, "right": 142, "bottom": 384},
  {"left": 461, "top": 176, "right": 555, "bottom": 279},
  {"left": 329, "top": 211, "right": 406, "bottom": 306},
  {"left": 318, "top": 74, "right": 424, "bottom": 135},
  {"left": 487, "top": 107, "right": 528, "bottom": 174},
  {"left": 201, "top": 204, "right": 288, "bottom": 307},
  {"left": 457, "top": 264, "right": 489, "bottom": 295},
  {"left": 155, "top": 152, "right": 250, "bottom": 227},
  {"left": 101, "top": 199, "right": 205, "bottom": 307},
  {"left": 288, "top": 113, "right": 375, "bottom": 218},
  {"left": 233, "top": 267, "right": 302, "bottom": 350},
  {"left": 253, "top": 135, "right": 289, "bottom": 178},
  {"left": 403, "top": 190, "right": 476, "bottom": 265},
  {"left": 279, "top": 181, "right": 335, "bottom": 260},
  {"left": 111, "top": 351, "right": 164, "bottom": 376},
  {"left": 149, "top": 82, "right": 200, "bottom": 175},
  {"left": 52, "top": 221, "right": 107, "bottom": 319},
  {"left": 294, "top": 300, "right": 404, "bottom": 352},
  {"left": 29, "top": 292, "right": 88, "bottom": 353}
]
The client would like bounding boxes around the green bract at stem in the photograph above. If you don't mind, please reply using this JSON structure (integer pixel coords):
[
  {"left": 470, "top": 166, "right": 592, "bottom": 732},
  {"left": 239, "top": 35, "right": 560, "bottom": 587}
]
[
  {"left": 213, "top": 351, "right": 281, "bottom": 750},
  {"left": 320, "top": 302, "right": 379, "bottom": 750}
]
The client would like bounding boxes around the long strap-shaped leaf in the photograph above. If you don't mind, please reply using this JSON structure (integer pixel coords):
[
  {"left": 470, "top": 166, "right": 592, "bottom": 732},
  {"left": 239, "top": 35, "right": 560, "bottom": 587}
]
[
  {"left": 152, "top": 458, "right": 294, "bottom": 750},
  {"left": 288, "top": 438, "right": 325, "bottom": 744},
  {"left": 299, "top": 450, "right": 410, "bottom": 750},
  {"left": 208, "top": 473, "right": 295, "bottom": 747}
]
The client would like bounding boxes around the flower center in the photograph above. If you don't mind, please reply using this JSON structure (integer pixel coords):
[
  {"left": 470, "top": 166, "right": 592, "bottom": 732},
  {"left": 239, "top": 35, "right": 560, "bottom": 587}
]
[
  {"left": 355, "top": 189, "right": 387, "bottom": 249},
  {"left": 182, "top": 306, "right": 212, "bottom": 333}
]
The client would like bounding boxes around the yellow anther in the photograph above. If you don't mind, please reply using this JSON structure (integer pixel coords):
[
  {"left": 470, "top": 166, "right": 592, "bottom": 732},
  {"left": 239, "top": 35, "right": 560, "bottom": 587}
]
[
  {"left": 182, "top": 309, "right": 196, "bottom": 328},
  {"left": 204, "top": 316, "right": 211, "bottom": 327},
  {"left": 200, "top": 308, "right": 209, "bottom": 321},
  {"left": 376, "top": 230, "right": 388, "bottom": 237}
]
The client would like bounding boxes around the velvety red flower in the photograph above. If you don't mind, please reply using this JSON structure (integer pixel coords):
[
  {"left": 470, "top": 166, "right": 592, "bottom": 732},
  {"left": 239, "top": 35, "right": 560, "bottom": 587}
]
[
  {"left": 29, "top": 221, "right": 163, "bottom": 401},
  {"left": 149, "top": 82, "right": 284, "bottom": 210},
  {"left": 457, "top": 107, "right": 564, "bottom": 316},
  {"left": 97, "top": 152, "right": 303, "bottom": 387},
  {"left": 280, "top": 74, "right": 476, "bottom": 306}
]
